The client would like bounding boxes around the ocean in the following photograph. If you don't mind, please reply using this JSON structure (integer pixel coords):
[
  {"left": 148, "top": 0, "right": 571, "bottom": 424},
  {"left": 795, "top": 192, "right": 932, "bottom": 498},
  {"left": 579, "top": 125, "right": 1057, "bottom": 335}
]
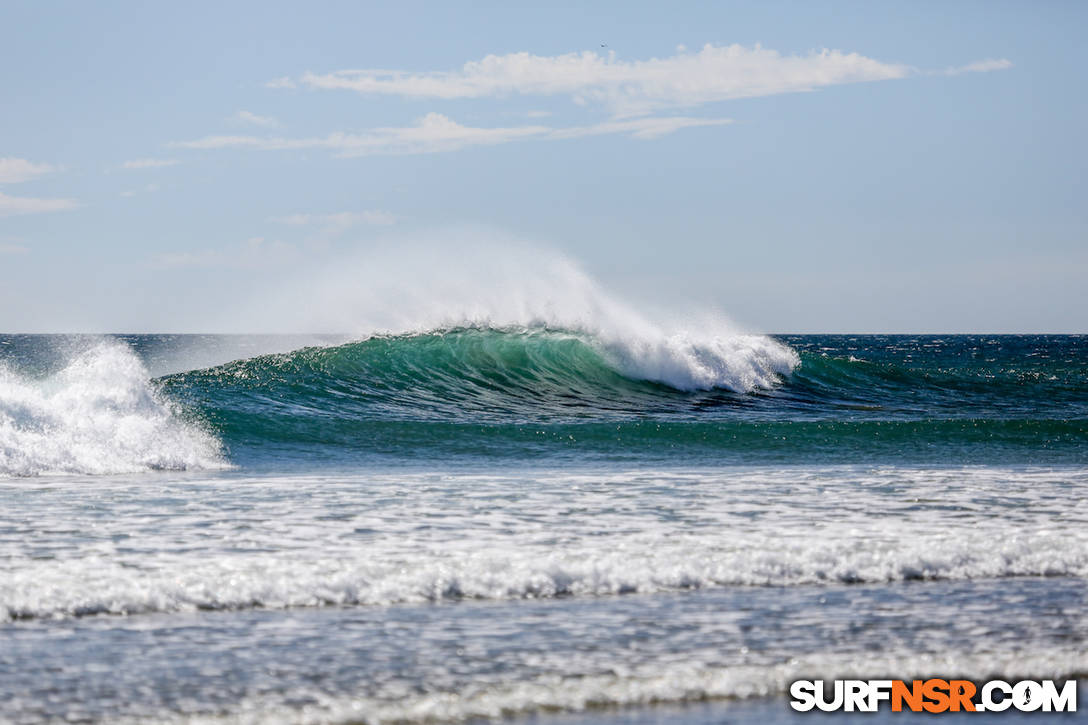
[{"left": 1, "top": 330, "right": 1085, "bottom": 723}]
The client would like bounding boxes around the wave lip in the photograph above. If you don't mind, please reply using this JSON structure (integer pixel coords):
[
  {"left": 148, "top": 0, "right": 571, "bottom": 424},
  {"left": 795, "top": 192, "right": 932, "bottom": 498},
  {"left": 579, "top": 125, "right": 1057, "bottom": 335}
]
[
  {"left": 601, "top": 328, "right": 797, "bottom": 392},
  {"left": 0, "top": 342, "right": 226, "bottom": 477}
]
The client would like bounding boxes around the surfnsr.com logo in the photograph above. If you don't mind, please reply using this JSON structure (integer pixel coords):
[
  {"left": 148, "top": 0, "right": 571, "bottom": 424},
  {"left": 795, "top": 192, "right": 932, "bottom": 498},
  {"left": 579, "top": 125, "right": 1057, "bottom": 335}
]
[{"left": 790, "top": 679, "right": 1077, "bottom": 713}]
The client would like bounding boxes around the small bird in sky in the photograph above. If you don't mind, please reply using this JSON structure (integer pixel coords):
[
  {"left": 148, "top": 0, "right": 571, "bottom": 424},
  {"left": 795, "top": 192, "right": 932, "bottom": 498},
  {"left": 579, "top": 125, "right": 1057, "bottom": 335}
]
[{"left": 601, "top": 43, "right": 607, "bottom": 48}]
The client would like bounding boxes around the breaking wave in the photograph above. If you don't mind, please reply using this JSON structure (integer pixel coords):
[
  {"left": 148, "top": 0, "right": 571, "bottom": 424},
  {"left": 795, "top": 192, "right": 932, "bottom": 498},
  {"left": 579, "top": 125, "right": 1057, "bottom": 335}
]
[{"left": 0, "top": 342, "right": 226, "bottom": 476}]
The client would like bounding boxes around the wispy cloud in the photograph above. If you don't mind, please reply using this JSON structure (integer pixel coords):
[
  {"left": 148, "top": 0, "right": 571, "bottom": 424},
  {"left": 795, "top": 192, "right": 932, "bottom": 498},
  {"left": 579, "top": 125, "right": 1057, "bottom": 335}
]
[
  {"left": 286, "top": 44, "right": 919, "bottom": 116},
  {"left": 173, "top": 112, "right": 730, "bottom": 157},
  {"left": 122, "top": 158, "right": 180, "bottom": 169},
  {"left": 174, "top": 135, "right": 272, "bottom": 150},
  {"left": 0, "top": 192, "right": 79, "bottom": 217},
  {"left": 940, "top": 58, "right": 1014, "bottom": 76},
  {"left": 551, "top": 116, "right": 732, "bottom": 140},
  {"left": 0, "top": 157, "right": 56, "bottom": 184},
  {"left": 231, "top": 110, "right": 279, "bottom": 127},
  {"left": 173, "top": 114, "right": 549, "bottom": 155},
  {"left": 265, "top": 76, "right": 296, "bottom": 90},
  {"left": 178, "top": 44, "right": 1008, "bottom": 161}
]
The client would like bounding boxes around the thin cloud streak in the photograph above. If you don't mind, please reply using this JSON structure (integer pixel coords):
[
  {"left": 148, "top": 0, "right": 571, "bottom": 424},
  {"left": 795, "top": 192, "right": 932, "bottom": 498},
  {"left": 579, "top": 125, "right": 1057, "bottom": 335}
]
[
  {"left": 265, "top": 76, "right": 296, "bottom": 89},
  {"left": 0, "top": 158, "right": 56, "bottom": 184},
  {"left": 0, "top": 192, "right": 79, "bottom": 217},
  {"left": 940, "top": 58, "right": 1013, "bottom": 76},
  {"left": 231, "top": 110, "right": 279, "bottom": 127},
  {"left": 172, "top": 113, "right": 731, "bottom": 157},
  {"left": 550, "top": 116, "right": 732, "bottom": 140}
]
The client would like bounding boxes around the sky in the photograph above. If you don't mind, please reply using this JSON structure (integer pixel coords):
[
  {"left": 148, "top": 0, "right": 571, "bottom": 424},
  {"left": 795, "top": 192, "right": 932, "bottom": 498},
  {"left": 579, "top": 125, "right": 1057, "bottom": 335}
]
[{"left": 1, "top": 0, "right": 1085, "bottom": 333}]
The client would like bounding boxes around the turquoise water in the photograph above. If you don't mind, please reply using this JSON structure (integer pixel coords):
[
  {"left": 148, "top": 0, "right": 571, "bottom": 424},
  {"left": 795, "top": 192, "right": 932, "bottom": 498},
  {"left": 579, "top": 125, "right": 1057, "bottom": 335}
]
[
  {"left": 0, "top": 332, "right": 1085, "bottom": 723},
  {"left": 165, "top": 331, "right": 1088, "bottom": 468}
]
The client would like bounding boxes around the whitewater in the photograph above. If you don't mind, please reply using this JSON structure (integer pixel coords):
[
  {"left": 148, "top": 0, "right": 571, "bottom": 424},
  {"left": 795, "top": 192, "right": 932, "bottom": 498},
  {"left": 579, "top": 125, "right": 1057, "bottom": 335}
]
[
  {"left": 4, "top": 467, "right": 1088, "bottom": 623},
  {"left": 0, "top": 342, "right": 226, "bottom": 477}
]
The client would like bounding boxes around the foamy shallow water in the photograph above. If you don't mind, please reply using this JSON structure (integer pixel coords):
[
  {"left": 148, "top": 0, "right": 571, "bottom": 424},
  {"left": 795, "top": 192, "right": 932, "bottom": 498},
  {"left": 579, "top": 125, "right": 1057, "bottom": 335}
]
[{"left": 2, "top": 465, "right": 1086, "bottom": 723}]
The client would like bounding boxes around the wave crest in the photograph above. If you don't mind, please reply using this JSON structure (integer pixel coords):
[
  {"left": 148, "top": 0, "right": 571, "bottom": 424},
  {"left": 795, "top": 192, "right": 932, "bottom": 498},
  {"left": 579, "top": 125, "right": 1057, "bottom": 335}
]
[
  {"left": 225, "top": 240, "right": 800, "bottom": 393},
  {"left": 166, "top": 326, "right": 797, "bottom": 429},
  {"left": 0, "top": 342, "right": 226, "bottom": 476},
  {"left": 602, "top": 329, "right": 797, "bottom": 391}
]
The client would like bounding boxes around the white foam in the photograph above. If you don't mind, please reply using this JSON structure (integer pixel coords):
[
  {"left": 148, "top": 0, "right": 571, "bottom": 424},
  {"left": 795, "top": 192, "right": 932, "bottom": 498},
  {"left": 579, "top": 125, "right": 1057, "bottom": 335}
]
[
  {"left": 8, "top": 466, "right": 1083, "bottom": 621},
  {"left": 4, "top": 508, "right": 1085, "bottom": 621},
  {"left": 0, "top": 342, "right": 226, "bottom": 476},
  {"left": 601, "top": 327, "right": 798, "bottom": 392}
]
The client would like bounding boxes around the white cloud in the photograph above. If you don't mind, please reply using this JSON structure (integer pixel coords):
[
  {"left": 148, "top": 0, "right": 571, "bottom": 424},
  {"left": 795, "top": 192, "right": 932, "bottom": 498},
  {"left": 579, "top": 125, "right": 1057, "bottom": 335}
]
[
  {"left": 0, "top": 158, "right": 55, "bottom": 184},
  {"left": 175, "top": 113, "right": 549, "bottom": 155},
  {"left": 941, "top": 58, "right": 1013, "bottom": 76},
  {"left": 122, "top": 158, "right": 180, "bottom": 169},
  {"left": 552, "top": 116, "right": 732, "bottom": 140},
  {"left": 0, "top": 192, "right": 79, "bottom": 217},
  {"left": 173, "top": 112, "right": 730, "bottom": 157},
  {"left": 175, "top": 135, "right": 271, "bottom": 150},
  {"left": 231, "top": 110, "right": 279, "bottom": 127},
  {"left": 289, "top": 44, "right": 918, "bottom": 115},
  {"left": 265, "top": 76, "right": 297, "bottom": 89},
  {"left": 0, "top": 158, "right": 82, "bottom": 217}
]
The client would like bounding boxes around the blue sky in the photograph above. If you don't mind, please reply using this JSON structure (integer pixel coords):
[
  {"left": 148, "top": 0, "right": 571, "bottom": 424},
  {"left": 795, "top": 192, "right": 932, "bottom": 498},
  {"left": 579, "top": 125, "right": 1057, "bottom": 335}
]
[{"left": 1, "top": 0, "right": 1085, "bottom": 332}]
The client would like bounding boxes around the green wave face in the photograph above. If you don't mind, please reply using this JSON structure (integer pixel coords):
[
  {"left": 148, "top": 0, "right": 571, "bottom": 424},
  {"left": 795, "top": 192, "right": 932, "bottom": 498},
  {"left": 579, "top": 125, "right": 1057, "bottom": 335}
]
[
  {"left": 154, "top": 330, "right": 1088, "bottom": 468},
  {"left": 163, "top": 328, "right": 683, "bottom": 421}
]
